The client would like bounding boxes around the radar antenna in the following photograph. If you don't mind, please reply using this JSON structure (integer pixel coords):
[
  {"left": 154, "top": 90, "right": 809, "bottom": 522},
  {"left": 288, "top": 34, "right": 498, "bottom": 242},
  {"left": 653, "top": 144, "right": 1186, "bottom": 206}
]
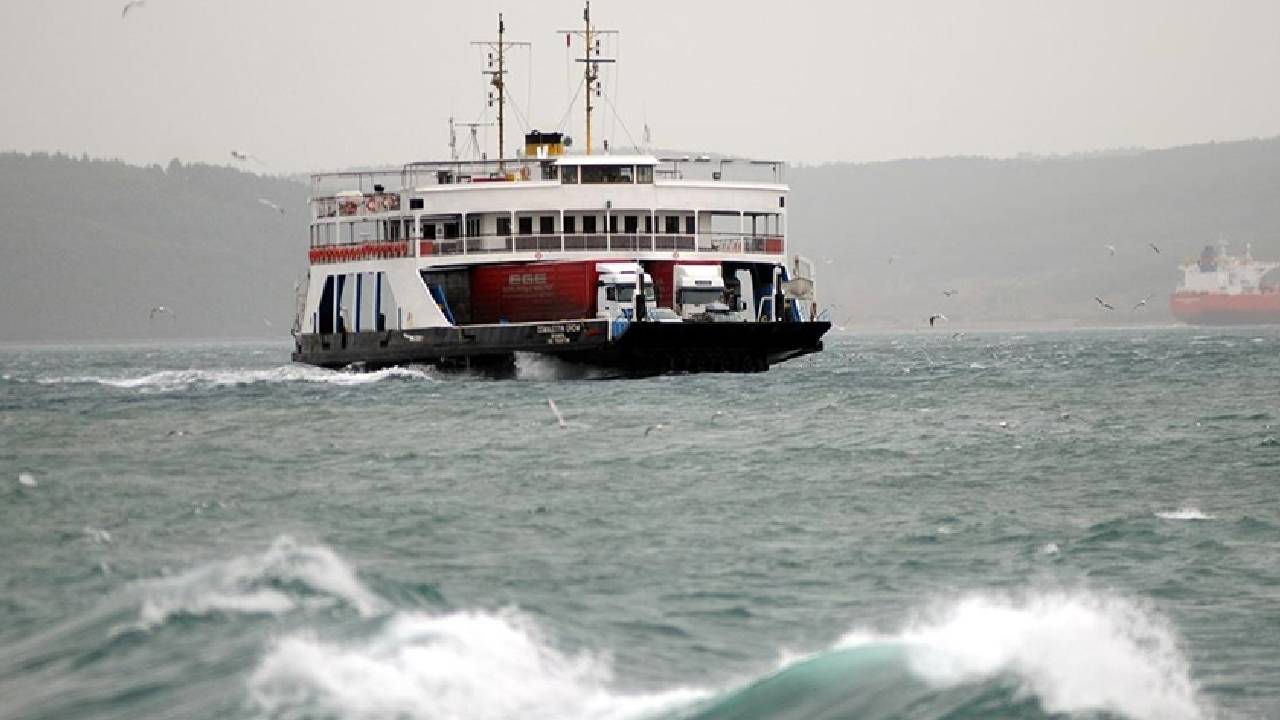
[
  {"left": 559, "top": 2, "right": 616, "bottom": 155},
  {"left": 472, "top": 14, "right": 530, "bottom": 170}
]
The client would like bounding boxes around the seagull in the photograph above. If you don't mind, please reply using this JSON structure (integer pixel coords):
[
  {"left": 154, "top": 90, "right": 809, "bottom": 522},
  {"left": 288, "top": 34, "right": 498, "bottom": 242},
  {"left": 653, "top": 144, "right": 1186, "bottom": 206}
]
[
  {"left": 121, "top": 0, "right": 145, "bottom": 19},
  {"left": 952, "top": 331, "right": 966, "bottom": 340},
  {"left": 887, "top": 255, "right": 900, "bottom": 265},
  {"left": 1133, "top": 295, "right": 1152, "bottom": 311},
  {"left": 644, "top": 423, "right": 665, "bottom": 436},
  {"left": 149, "top": 305, "right": 176, "bottom": 320},
  {"left": 262, "top": 318, "right": 274, "bottom": 327},
  {"left": 1148, "top": 242, "right": 1161, "bottom": 254},
  {"left": 258, "top": 198, "right": 285, "bottom": 214},
  {"left": 230, "top": 150, "right": 261, "bottom": 164},
  {"left": 928, "top": 313, "right": 947, "bottom": 327},
  {"left": 942, "top": 289, "right": 959, "bottom": 297},
  {"left": 1094, "top": 296, "right": 1115, "bottom": 311},
  {"left": 1105, "top": 245, "right": 1117, "bottom": 256},
  {"left": 547, "top": 398, "right": 567, "bottom": 428}
]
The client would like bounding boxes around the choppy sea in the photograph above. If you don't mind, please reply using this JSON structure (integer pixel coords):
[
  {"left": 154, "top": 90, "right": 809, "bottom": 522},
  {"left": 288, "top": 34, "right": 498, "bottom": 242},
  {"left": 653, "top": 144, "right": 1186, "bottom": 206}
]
[{"left": 1, "top": 327, "right": 1278, "bottom": 720}]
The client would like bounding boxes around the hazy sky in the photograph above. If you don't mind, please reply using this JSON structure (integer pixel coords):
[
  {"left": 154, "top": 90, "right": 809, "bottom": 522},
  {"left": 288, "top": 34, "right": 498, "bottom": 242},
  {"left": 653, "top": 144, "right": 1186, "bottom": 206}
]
[{"left": 4, "top": 0, "right": 1279, "bottom": 172}]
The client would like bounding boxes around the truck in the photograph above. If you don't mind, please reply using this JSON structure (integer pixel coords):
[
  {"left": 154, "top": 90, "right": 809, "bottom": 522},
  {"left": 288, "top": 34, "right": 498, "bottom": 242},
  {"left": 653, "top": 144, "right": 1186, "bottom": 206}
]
[{"left": 467, "top": 261, "right": 658, "bottom": 324}]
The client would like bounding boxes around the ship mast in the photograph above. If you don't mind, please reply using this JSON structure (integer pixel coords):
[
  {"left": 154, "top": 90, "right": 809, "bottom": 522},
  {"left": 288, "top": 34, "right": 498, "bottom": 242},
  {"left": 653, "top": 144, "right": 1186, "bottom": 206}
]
[
  {"left": 472, "top": 14, "right": 529, "bottom": 170},
  {"left": 560, "top": 2, "right": 616, "bottom": 155}
]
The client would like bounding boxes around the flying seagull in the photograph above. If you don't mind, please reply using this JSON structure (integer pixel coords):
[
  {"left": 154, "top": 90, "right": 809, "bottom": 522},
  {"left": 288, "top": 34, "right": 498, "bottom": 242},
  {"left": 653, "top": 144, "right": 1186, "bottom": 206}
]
[
  {"left": 1106, "top": 245, "right": 1117, "bottom": 256},
  {"left": 230, "top": 150, "right": 261, "bottom": 164},
  {"left": 1133, "top": 294, "right": 1152, "bottom": 311},
  {"left": 1148, "top": 242, "right": 1161, "bottom": 254},
  {"left": 942, "top": 289, "right": 959, "bottom": 297},
  {"left": 1094, "top": 296, "right": 1115, "bottom": 311},
  {"left": 258, "top": 198, "right": 285, "bottom": 214},
  {"left": 149, "top": 305, "right": 175, "bottom": 320},
  {"left": 121, "top": 0, "right": 145, "bottom": 19},
  {"left": 928, "top": 313, "right": 947, "bottom": 327},
  {"left": 547, "top": 398, "right": 567, "bottom": 428},
  {"left": 644, "top": 423, "right": 665, "bottom": 436}
]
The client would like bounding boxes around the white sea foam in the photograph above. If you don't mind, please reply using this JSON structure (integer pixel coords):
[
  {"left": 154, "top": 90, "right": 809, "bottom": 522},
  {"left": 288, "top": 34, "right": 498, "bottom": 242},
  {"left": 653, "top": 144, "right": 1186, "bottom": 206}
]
[
  {"left": 37, "top": 365, "right": 433, "bottom": 391},
  {"left": 249, "top": 609, "right": 707, "bottom": 720},
  {"left": 836, "top": 590, "right": 1206, "bottom": 720},
  {"left": 514, "top": 353, "right": 616, "bottom": 381},
  {"left": 136, "top": 536, "right": 385, "bottom": 629},
  {"left": 1155, "top": 507, "right": 1215, "bottom": 521}
]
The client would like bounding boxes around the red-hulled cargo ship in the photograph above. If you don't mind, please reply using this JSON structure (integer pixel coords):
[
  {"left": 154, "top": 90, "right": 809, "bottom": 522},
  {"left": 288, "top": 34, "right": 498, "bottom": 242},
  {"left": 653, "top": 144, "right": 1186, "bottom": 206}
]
[{"left": 1170, "top": 243, "right": 1280, "bottom": 325}]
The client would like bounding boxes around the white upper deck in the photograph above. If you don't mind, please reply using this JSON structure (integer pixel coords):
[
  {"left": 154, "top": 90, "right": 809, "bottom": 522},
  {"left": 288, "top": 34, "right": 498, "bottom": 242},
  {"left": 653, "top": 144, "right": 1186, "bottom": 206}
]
[{"left": 305, "top": 153, "right": 790, "bottom": 268}]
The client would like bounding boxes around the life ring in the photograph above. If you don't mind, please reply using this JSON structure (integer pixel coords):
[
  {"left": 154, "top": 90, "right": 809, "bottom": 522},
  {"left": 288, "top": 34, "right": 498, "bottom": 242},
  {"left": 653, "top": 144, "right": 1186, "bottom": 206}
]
[
  {"left": 364, "top": 196, "right": 378, "bottom": 213},
  {"left": 672, "top": 251, "right": 680, "bottom": 259},
  {"left": 534, "top": 251, "right": 543, "bottom": 260}
]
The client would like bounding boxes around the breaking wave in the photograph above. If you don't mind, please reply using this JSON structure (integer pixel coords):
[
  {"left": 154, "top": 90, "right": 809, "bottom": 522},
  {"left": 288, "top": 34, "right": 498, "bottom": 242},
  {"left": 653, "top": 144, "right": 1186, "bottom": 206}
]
[
  {"left": 1155, "top": 507, "right": 1216, "bottom": 521},
  {"left": 36, "top": 365, "right": 433, "bottom": 391},
  {"left": 134, "top": 536, "right": 386, "bottom": 630},
  {"left": 1, "top": 538, "right": 1211, "bottom": 720},
  {"left": 249, "top": 586, "right": 1207, "bottom": 720},
  {"left": 250, "top": 610, "right": 706, "bottom": 720}
]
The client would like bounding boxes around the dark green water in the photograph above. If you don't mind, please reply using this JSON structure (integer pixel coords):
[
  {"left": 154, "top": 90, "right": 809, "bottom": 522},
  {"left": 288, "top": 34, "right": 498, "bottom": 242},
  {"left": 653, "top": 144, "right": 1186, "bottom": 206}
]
[{"left": 1, "top": 328, "right": 1277, "bottom": 720}]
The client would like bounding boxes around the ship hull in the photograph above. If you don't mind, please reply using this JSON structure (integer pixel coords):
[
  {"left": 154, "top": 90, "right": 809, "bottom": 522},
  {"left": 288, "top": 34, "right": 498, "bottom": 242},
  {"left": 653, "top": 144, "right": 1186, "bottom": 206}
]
[
  {"left": 291, "top": 319, "right": 830, "bottom": 376},
  {"left": 1170, "top": 291, "right": 1280, "bottom": 325}
]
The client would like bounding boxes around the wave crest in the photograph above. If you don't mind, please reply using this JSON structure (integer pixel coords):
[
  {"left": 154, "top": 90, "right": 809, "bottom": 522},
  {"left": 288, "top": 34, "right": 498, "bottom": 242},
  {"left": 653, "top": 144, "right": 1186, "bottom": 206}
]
[
  {"left": 249, "top": 609, "right": 706, "bottom": 720},
  {"left": 1155, "top": 507, "right": 1215, "bottom": 521},
  {"left": 37, "top": 365, "right": 433, "bottom": 391},
  {"left": 835, "top": 591, "right": 1205, "bottom": 720},
  {"left": 136, "top": 536, "right": 385, "bottom": 629}
]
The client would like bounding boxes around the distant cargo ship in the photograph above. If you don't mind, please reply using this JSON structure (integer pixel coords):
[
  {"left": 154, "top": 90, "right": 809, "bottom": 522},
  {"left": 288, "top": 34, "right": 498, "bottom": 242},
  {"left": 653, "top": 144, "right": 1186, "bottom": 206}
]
[{"left": 1170, "top": 243, "right": 1280, "bottom": 325}]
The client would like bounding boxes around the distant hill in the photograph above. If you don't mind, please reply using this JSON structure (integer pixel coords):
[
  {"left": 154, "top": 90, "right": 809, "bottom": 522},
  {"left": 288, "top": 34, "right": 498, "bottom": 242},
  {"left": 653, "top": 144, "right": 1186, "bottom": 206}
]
[
  {"left": 3, "top": 139, "right": 1280, "bottom": 341},
  {"left": 0, "top": 153, "right": 306, "bottom": 342},
  {"left": 788, "top": 138, "right": 1280, "bottom": 327}
]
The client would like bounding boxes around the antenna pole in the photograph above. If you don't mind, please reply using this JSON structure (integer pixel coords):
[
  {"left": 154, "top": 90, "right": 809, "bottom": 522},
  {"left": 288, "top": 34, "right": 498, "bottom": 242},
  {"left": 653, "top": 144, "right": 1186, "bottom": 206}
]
[
  {"left": 560, "top": 4, "right": 616, "bottom": 156},
  {"left": 498, "top": 14, "right": 505, "bottom": 165},
  {"left": 585, "top": 2, "right": 593, "bottom": 155},
  {"left": 473, "top": 15, "right": 529, "bottom": 172}
]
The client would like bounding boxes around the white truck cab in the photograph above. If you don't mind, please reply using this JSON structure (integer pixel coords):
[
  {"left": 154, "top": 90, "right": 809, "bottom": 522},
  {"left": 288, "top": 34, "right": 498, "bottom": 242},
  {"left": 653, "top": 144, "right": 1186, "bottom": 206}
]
[
  {"left": 674, "top": 265, "right": 736, "bottom": 321},
  {"left": 596, "top": 263, "right": 658, "bottom": 319}
]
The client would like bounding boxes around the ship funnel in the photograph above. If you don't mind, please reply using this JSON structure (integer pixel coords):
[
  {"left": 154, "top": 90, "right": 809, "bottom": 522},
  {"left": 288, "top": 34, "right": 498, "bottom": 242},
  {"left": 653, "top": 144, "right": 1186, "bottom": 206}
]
[{"left": 525, "top": 130, "right": 566, "bottom": 157}]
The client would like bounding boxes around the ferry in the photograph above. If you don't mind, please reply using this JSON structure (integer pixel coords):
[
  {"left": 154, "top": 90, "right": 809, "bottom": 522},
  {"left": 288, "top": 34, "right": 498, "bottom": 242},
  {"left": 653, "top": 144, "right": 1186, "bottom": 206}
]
[{"left": 291, "top": 5, "right": 829, "bottom": 375}]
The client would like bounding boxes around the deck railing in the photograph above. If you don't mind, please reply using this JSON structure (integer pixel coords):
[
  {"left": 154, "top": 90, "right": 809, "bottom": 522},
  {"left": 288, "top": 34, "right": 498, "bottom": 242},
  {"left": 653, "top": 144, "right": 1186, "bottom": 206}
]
[{"left": 307, "top": 233, "right": 784, "bottom": 265}]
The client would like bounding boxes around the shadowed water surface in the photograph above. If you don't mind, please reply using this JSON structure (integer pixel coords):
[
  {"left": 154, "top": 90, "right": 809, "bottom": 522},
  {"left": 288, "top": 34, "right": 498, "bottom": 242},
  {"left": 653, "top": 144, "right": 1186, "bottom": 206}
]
[{"left": 1, "top": 328, "right": 1277, "bottom": 719}]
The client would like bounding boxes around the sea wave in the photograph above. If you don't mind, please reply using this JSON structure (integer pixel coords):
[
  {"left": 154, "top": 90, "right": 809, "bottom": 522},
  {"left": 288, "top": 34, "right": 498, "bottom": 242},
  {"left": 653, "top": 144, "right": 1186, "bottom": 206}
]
[
  {"left": 36, "top": 365, "right": 433, "bottom": 391},
  {"left": 836, "top": 591, "right": 1203, "bottom": 720},
  {"left": 248, "top": 586, "right": 1207, "bottom": 720},
  {"left": 134, "top": 536, "right": 385, "bottom": 630},
  {"left": 249, "top": 609, "right": 707, "bottom": 720},
  {"left": 1155, "top": 507, "right": 1216, "bottom": 521}
]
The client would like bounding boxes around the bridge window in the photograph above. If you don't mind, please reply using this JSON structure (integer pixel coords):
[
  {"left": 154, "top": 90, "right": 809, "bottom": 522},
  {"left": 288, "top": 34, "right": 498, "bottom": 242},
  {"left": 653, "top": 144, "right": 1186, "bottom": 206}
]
[
  {"left": 561, "top": 165, "right": 579, "bottom": 184},
  {"left": 580, "top": 164, "right": 634, "bottom": 184},
  {"left": 637, "top": 166, "right": 653, "bottom": 183}
]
